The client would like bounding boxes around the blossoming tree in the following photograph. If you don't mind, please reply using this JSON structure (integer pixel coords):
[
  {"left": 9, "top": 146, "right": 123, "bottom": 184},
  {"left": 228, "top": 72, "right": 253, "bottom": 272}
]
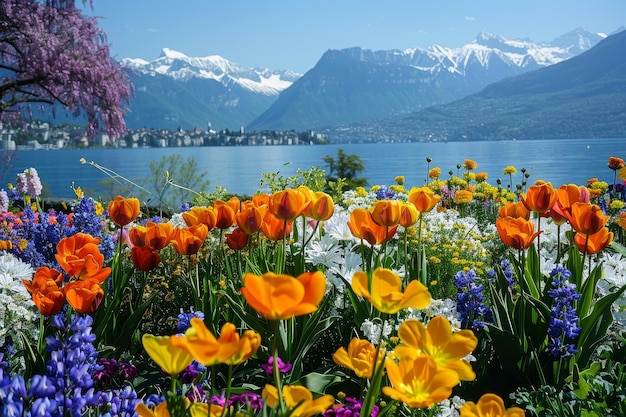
[{"left": 0, "top": 0, "right": 131, "bottom": 138}]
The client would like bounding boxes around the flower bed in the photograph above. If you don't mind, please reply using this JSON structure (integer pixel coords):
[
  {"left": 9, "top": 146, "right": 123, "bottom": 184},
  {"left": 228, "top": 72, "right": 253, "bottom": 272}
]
[{"left": 1, "top": 157, "right": 626, "bottom": 416}]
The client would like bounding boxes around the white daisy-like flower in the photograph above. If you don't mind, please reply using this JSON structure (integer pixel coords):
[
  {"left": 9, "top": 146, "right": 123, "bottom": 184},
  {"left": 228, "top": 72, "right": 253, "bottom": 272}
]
[
  {"left": 305, "top": 234, "right": 344, "bottom": 271},
  {"left": 0, "top": 253, "right": 34, "bottom": 282},
  {"left": 323, "top": 208, "right": 354, "bottom": 242}
]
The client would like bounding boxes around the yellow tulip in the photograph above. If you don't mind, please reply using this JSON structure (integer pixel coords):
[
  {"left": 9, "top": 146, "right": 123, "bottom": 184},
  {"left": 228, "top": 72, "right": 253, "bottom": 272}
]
[
  {"left": 382, "top": 355, "right": 459, "bottom": 409},
  {"left": 460, "top": 393, "right": 526, "bottom": 417},
  {"left": 408, "top": 187, "right": 441, "bottom": 213},
  {"left": 262, "top": 384, "right": 334, "bottom": 417},
  {"left": 351, "top": 268, "right": 431, "bottom": 314},
  {"left": 141, "top": 334, "right": 193, "bottom": 376},
  {"left": 394, "top": 316, "right": 477, "bottom": 381},
  {"left": 171, "top": 318, "right": 261, "bottom": 366},
  {"left": 332, "top": 337, "right": 385, "bottom": 379},
  {"left": 370, "top": 199, "right": 401, "bottom": 227}
]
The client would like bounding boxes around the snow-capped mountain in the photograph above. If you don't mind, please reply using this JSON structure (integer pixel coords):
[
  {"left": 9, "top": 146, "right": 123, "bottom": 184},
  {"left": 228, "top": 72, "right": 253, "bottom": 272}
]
[
  {"left": 121, "top": 48, "right": 301, "bottom": 96},
  {"left": 247, "top": 28, "right": 606, "bottom": 131}
]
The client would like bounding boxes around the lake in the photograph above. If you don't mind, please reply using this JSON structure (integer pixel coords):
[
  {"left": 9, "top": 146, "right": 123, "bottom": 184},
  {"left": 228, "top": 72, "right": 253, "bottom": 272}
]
[{"left": 6, "top": 138, "right": 625, "bottom": 199}]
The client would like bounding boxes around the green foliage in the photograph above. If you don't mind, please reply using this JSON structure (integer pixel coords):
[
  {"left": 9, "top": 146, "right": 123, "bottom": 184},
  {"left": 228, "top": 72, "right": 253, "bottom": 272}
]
[
  {"left": 323, "top": 148, "right": 367, "bottom": 193},
  {"left": 259, "top": 165, "right": 328, "bottom": 193},
  {"left": 140, "top": 154, "right": 211, "bottom": 214}
]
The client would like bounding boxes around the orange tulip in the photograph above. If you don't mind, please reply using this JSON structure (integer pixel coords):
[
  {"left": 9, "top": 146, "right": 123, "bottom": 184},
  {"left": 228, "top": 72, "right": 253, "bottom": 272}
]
[
  {"left": 398, "top": 202, "right": 419, "bottom": 227},
  {"left": 129, "top": 225, "right": 147, "bottom": 247},
  {"left": 23, "top": 267, "right": 65, "bottom": 316},
  {"left": 262, "top": 384, "right": 334, "bottom": 417},
  {"left": 608, "top": 156, "right": 625, "bottom": 170},
  {"left": 182, "top": 206, "right": 217, "bottom": 230},
  {"left": 226, "top": 227, "right": 249, "bottom": 251},
  {"left": 145, "top": 221, "right": 174, "bottom": 250},
  {"left": 236, "top": 204, "right": 264, "bottom": 234},
  {"left": 55, "top": 233, "right": 111, "bottom": 282},
  {"left": 64, "top": 278, "right": 104, "bottom": 314},
  {"left": 347, "top": 208, "right": 397, "bottom": 245},
  {"left": 550, "top": 184, "right": 589, "bottom": 226},
  {"left": 171, "top": 224, "right": 208, "bottom": 255},
  {"left": 171, "top": 319, "right": 261, "bottom": 366},
  {"left": 131, "top": 245, "right": 161, "bottom": 272},
  {"left": 213, "top": 201, "right": 237, "bottom": 229},
  {"left": 240, "top": 271, "right": 326, "bottom": 320},
  {"left": 408, "top": 187, "right": 441, "bottom": 213},
  {"left": 304, "top": 191, "right": 335, "bottom": 222},
  {"left": 566, "top": 202, "right": 609, "bottom": 235},
  {"left": 521, "top": 182, "right": 557, "bottom": 214},
  {"left": 352, "top": 268, "right": 431, "bottom": 314},
  {"left": 269, "top": 189, "right": 310, "bottom": 221},
  {"left": 333, "top": 337, "right": 385, "bottom": 379},
  {"left": 497, "top": 202, "right": 530, "bottom": 220},
  {"left": 108, "top": 196, "right": 140, "bottom": 227},
  {"left": 370, "top": 200, "right": 401, "bottom": 227},
  {"left": 495, "top": 217, "right": 541, "bottom": 250},
  {"left": 252, "top": 193, "right": 270, "bottom": 207},
  {"left": 460, "top": 393, "right": 525, "bottom": 417},
  {"left": 574, "top": 227, "right": 613, "bottom": 255},
  {"left": 555, "top": 184, "right": 590, "bottom": 213},
  {"left": 261, "top": 210, "right": 293, "bottom": 241}
]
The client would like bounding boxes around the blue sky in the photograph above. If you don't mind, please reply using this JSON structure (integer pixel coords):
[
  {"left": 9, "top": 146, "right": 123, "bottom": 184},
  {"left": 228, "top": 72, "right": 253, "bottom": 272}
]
[{"left": 84, "top": 1, "right": 625, "bottom": 73}]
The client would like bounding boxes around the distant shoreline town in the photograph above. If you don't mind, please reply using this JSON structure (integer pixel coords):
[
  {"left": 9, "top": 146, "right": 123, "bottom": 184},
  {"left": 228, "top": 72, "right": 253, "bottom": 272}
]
[{"left": 0, "top": 121, "right": 329, "bottom": 150}]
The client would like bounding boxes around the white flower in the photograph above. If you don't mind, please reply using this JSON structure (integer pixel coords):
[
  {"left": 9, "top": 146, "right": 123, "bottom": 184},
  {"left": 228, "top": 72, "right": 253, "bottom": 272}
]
[
  {"left": 305, "top": 234, "right": 344, "bottom": 272},
  {"left": 323, "top": 208, "right": 354, "bottom": 242},
  {"left": 327, "top": 246, "right": 362, "bottom": 286}
]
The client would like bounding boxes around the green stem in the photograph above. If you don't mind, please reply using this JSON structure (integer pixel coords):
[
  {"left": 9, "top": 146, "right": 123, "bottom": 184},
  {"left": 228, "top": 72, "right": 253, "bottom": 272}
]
[{"left": 272, "top": 320, "right": 285, "bottom": 412}]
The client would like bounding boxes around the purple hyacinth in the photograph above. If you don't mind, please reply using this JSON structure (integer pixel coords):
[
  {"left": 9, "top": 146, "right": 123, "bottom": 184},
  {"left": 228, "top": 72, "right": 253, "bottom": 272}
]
[
  {"left": 455, "top": 269, "right": 493, "bottom": 331},
  {"left": 16, "top": 168, "right": 42, "bottom": 199},
  {"left": 547, "top": 265, "right": 581, "bottom": 359}
]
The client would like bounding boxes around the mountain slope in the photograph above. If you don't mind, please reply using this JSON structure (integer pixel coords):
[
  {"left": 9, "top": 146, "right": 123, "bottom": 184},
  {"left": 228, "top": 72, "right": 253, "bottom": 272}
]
[
  {"left": 329, "top": 29, "right": 626, "bottom": 142},
  {"left": 247, "top": 29, "right": 604, "bottom": 132},
  {"left": 122, "top": 49, "right": 301, "bottom": 130}
]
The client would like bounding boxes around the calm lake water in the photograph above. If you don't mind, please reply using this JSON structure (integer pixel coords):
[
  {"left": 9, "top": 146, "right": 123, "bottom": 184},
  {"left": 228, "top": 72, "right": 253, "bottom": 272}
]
[{"left": 7, "top": 138, "right": 625, "bottom": 199}]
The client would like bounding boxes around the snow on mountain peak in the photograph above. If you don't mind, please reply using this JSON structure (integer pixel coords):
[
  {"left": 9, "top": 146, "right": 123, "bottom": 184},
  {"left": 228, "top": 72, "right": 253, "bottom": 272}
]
[
  {"left": 121, "top": 50, "right": 302, "bottom": 96},
  {"left": 160, "top": 48, "right": 189, "bottom": 59}
]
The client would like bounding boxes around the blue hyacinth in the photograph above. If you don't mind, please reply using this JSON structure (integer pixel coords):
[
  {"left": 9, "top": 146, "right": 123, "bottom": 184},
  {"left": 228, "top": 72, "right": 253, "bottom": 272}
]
[
  {"left": 547, "top": 265, "right": 581, "bottom": 359},
  {"left": 375, "top": 185, "right": 396, "bottom": 200},
  {"left": 454, "top": 269, "right": 493, "bottom": 331}
]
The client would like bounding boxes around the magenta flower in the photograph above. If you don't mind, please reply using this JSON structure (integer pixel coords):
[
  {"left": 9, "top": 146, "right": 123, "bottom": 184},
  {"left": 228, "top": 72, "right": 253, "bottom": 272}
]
[{"left": 260, "top": 356, "right": 292, "bottom": 375}]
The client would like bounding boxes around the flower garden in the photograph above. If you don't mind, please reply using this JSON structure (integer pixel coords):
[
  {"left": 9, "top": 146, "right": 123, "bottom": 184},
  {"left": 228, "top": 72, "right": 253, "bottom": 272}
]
[{"left": 1, "top": 156, "right": 626, "bottom": 417}]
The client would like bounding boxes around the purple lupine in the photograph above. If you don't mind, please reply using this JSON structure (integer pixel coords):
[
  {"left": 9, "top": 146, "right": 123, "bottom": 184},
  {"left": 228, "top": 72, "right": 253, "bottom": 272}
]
[
  {"left": 547, "top": 265, "right": 581, "bottom": 359},
  {"left": 455, "top": 269, "right": 493, "bottom": 331},
  {"left": 0, "top": 311, "right": 139, "bottom": 416}
]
